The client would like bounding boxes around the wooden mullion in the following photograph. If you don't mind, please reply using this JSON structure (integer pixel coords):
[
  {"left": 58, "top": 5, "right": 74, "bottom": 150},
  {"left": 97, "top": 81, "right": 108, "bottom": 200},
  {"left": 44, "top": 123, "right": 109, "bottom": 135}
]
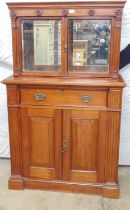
[
  {"left": 63, "top": 110, "right": 71, "bottom": 181},
  {"left": 61, "top": 17, "right": 68, "bottom": 76}
]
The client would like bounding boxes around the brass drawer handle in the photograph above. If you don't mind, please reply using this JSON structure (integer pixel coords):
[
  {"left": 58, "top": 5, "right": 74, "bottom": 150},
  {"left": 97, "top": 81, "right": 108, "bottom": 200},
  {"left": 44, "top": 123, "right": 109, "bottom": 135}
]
[
  {"left": 80, "top": 95, "right": 92, "bottom": 103},
  {"left": 34, "top": 93, "right": 46, "bottom": 101}
]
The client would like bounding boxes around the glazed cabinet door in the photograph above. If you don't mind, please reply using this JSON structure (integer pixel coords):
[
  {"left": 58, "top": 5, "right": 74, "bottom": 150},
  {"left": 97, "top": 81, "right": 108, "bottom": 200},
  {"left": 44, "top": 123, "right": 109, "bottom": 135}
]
[
  {"left": 21, "top": 107, "right": 62, "bottom": 180},
  {"left": 67, "top": 18, "right": 112, "bottom": 77},
  {"left": 63, "top": 109, "right": 107, "bottom": 183},
  {"left": 21, "top": 19, "right": 63, "bottom": 76}
]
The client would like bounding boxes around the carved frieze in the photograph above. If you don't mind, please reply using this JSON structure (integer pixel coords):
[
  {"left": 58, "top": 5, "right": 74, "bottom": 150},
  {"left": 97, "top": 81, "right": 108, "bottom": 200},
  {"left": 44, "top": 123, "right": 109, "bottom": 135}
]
[
  {"left": 88, "top": 9, "right": 95, "bottom": 16},
  {"left": 35, "top": 9, "right": 43, "bottom": 16}
]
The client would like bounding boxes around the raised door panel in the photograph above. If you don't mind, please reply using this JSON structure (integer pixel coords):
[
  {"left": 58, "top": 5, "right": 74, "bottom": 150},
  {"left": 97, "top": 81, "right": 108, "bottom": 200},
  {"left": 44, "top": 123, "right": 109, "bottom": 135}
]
[
  {"left": 72, "top": 118, "right": 98, "bottom": 171},
  {"left": 63, "top": 109, "right": 107, "bottom": 183},
  {"left": 21, "top": 107, "right": 62, "bottom": 180}
]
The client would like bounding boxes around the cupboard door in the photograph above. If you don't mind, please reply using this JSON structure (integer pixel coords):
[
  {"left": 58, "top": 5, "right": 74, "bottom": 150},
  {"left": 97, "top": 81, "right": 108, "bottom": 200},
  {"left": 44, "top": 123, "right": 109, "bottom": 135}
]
[
  {"left": 21, "top": 107, "right": 62, "bottom": 180},
  {"left": 63, "top": 109, "right": 107, "bottom": 183}
]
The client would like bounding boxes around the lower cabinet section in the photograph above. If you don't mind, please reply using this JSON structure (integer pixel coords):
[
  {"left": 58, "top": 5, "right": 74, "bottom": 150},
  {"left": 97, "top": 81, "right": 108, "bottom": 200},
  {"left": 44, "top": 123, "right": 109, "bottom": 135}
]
[
  {"left": 20, "top": 107, "right": 107, "bottom": 184},
  {"left": 7, "top": 104, "right": 121, "bottom": 198}
]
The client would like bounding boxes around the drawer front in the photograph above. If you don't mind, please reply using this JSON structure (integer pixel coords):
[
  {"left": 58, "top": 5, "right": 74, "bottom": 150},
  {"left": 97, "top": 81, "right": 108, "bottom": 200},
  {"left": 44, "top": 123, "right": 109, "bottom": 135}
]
[{"left": 20, "top": 88, "right": 107, "bottom": 107}]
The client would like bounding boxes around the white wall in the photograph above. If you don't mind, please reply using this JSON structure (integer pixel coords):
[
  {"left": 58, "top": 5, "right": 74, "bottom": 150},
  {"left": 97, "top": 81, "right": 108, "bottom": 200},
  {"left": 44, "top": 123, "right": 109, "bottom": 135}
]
[
  {"left": 0, "top": 0, "right": 130, "bottom": 164},
  {"left": 119, "top": 0, "right": 130, "bottom": 165},
  {"left": 0, "top": 0, "right": 12, "bottom": 157}
]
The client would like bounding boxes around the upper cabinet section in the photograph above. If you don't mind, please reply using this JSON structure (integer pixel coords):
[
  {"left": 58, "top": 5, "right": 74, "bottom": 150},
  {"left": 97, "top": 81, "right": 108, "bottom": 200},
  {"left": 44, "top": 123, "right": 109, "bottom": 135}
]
[{"left": 8, "top": 0, "right": 126, "bottom": 78}]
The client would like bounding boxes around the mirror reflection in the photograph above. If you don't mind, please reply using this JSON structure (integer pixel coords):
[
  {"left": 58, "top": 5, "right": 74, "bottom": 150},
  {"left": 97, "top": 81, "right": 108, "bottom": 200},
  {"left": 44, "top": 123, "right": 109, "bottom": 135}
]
[
  {"left": 22, "top": 20, "right": 61, "bottom": 71},
  {"left": 68, "top": 19, "right": 111, "bottom": 72}
]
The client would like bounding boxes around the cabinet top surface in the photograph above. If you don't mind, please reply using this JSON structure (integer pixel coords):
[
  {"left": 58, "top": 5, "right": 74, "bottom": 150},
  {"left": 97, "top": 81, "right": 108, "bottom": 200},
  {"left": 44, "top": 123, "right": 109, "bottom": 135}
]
[
  {"left": 2, "top": 75, "right": 126, "bottom": 88},
  {"left": 7, "top": 0, "right": 126, "bottom": 8}
]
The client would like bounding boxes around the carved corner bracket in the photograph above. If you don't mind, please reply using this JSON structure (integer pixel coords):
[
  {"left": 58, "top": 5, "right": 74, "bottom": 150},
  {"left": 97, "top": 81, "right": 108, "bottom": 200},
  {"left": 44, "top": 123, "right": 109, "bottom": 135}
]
[
  {"left": 115, "top": 9, "right": 122, "bottom": 16},
  {"left": 115, "top": 9, "right": 122, "bottom": 28},
  {"left": 10, "top": 10, "right": 17, "bottom": 19},
  {"left": 10, "top": 10, "right": 17, "bottom": 28},
  {"left": 62, "top": 9, "right": 68, "bottom": 16}
]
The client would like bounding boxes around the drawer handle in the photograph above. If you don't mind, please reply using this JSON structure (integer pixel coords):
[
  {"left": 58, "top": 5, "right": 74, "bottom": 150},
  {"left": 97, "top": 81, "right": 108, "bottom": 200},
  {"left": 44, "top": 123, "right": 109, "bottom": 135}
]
[
  {"left": 80, "top": 95, "right": 92, "bottom": 103},
  {"left": 34, "top": 93, "right": 46, "bottom": 101}
]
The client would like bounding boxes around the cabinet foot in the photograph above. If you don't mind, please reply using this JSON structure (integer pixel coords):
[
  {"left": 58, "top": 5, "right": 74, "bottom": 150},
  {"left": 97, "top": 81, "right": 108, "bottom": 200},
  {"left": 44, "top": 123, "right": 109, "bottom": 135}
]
[
  {"left": 102, "top": 184, "right": 119, "bottom": 199},
  {"left": 8, "top": 176, "right": 24, "bottom": 190}
]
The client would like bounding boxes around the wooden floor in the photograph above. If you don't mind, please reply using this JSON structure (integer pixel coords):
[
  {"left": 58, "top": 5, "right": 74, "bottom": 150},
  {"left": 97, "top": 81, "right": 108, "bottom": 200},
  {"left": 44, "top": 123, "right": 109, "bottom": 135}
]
[{"left": 0, "top": 159, "right": 130, "bottom": 210}]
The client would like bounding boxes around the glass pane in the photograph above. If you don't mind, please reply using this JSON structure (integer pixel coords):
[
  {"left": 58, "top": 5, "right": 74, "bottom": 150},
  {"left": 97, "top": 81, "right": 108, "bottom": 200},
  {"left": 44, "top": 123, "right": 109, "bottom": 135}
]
[
  {"left": 68, "top": 19, "right": 111, "bottom": 73},
  {"left": 22, "top": 20, "right": 61, "bottom": 71}
]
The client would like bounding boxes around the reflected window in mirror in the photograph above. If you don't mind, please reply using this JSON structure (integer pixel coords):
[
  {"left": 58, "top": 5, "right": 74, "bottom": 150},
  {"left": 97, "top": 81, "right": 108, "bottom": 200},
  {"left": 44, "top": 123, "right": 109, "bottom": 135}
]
[
  {"left": 22, "top": 20, "right": 61, "bottom": 72},
  {"left": 68, "top": 19, "right": 111, "bottom": 73}
]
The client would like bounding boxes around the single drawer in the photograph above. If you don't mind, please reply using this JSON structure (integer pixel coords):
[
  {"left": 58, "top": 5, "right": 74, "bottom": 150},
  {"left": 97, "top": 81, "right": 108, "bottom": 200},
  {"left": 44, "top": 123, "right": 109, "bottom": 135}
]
[{"left": 20, "top": 88, "right": 107, "bottom": 107}]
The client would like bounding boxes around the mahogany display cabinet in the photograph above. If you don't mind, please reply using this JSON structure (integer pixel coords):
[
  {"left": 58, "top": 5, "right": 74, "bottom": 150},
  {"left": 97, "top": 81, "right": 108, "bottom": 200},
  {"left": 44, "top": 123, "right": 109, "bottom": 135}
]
[{"left": 2, "top": 0, "right": 126, "bottom": 198}]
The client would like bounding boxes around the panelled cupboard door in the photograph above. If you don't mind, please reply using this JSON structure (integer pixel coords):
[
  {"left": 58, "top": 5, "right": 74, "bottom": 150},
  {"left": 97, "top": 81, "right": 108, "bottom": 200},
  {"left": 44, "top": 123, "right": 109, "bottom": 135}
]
[
  {"left": 63, "top": 109, "right": 107, "bottom": 183},
  {"left": 20, "top": 107, "right": 62, "bottom": 180}
]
